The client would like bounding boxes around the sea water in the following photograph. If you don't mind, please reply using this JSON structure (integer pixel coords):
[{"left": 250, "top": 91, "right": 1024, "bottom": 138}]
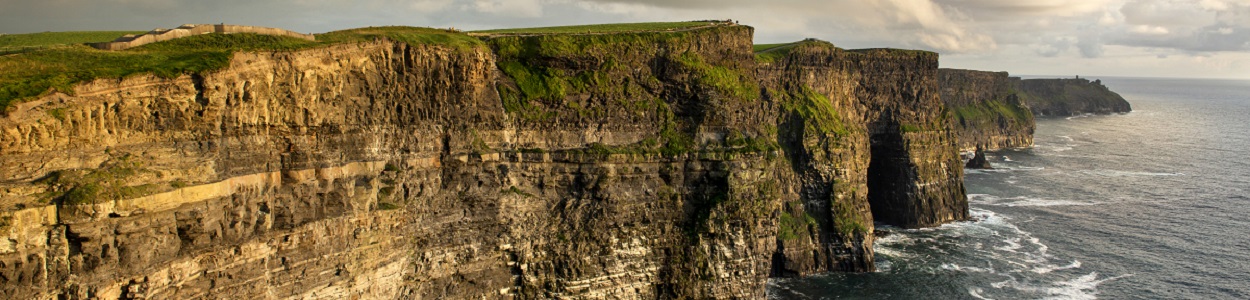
[{"left": 768, "top": 77, "right": 1250, "bottom": 299}]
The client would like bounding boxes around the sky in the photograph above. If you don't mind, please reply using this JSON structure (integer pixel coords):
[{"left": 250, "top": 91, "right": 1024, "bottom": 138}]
[{"left": 2, "top": 0, "right": 1248, "bottom": 79}]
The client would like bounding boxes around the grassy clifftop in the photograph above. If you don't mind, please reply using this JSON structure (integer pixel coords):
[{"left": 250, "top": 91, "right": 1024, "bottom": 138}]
[
  {"left": 0, "top": 27, "right": 481, "bottom": 112},
  {"left": 473, "top": 21, "right": 719, "bottom": 35}
]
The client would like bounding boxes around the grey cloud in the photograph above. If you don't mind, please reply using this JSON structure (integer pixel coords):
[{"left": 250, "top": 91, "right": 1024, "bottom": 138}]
[
  {"left": 1077, "top": 35, "right": 1104, "bottom": 58},
  {"left": 1110, "top": 0, "right": 1250, "bottom": 52}
]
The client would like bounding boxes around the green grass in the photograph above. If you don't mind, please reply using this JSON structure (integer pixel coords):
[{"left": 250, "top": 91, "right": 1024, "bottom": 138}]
[
  {"left": 490, "top": 25, "right": 755, "bottom": 123},
  {"left": 900, "top": 124, "right": 924, "bottom": 133},
  {"left": 778, "top": 207, "right": 818, "bottom": 241},
  {"left": 473, "top": 21, "right": 717, "bottom": 35},
  {"left": 752, "top": 43, "right": 791, "bottom": 52},
  {"left": 377, "top": 202, "right": 400, "bottom": 210},
  {"left": 833, "top": 200, "right": 867, "bottom": 236},
  {"left": 847, "top": 48, "right": 936, "bottom": 56},
  {"left": 36, "top": 155, "right": 156, "bottom": 205},
  {"left": 753, "top": 43, "right": 799, "bottom": 63},
  {"left": 0, "top": 27, "right": 483, "bottom": 111},
  {"left": 502, "top": 186, "right": 534, "bottom": 198},
  {"left": 952, "top": 99, "right": 1032, "bottom": 125},
  {"left": 316, "top": 26, "right": 484, "bottom": 51},
  {"left": 776, "top": 87, "right": 850, "bottom": 137},
  {"left": 672, "top": 52, "right": 759, "bottom": 102},
  {"left": 0, "top": 31, "right": 145, "bottom": 54}
]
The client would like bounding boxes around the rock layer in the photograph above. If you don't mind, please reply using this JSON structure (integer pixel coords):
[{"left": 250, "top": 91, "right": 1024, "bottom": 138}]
[{"left": 1, "top": 26, "right": 967, "bottom": 299}]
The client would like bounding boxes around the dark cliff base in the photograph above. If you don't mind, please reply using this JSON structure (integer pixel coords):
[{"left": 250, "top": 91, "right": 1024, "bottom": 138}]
[{"left": 0, "top": 24, "right": 968, "bottom": 299}]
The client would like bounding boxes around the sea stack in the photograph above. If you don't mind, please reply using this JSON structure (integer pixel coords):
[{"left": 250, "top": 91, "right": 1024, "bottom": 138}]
[{"left": 966, "top": 146, "right": 993, "bottom": 169}]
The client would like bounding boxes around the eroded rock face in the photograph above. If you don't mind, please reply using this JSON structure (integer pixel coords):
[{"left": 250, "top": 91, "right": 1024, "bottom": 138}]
[
  {"left": 939, "top": 68, "right": 1035, "bottom": 151},
  {"left": 0, "top": 27, "right": 967, "bottom": 299}
]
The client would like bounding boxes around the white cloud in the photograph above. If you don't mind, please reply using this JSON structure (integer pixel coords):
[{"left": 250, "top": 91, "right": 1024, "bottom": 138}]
[
  {"left": 409, "top": 0, "right": 455, "bottom": 13},
  {"left": 468, "top": 0, "right": 544, "bottom": 17},
  {"left": 1130, "top": 24, "right": 1170, "bottom": 34}
]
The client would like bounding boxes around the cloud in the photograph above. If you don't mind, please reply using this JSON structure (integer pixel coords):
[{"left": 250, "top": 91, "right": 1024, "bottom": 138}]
[
  {"left": 409, "top": 0, "right": 455, "bottom": 13},
  {"left": 468, "top": 0, "right": 544, "bottom": 17},
  {"left": 1077, "top": 35, "right": 1104, "bottom": 58},
  {"left": 1111, "top": 0, "right": 1250, "bottom": 52}
]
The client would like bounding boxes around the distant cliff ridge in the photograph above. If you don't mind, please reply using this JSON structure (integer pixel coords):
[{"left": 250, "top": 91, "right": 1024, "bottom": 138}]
[
  {"left": 940, "top": 69, "right": 1133, "bottom": 151},
  {"left": 0, "top": 22, "right": 968, "bottom": 299},
  {"left": 1017, "top": 77, "right": 1132, "bottom": 116}
]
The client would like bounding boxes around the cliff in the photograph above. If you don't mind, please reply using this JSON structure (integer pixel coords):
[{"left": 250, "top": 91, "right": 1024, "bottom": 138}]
[
  {"left": 0, "top": 24, "right": 967, "bottom": 299},
  {"left": 1016, "top": 77, "right": 1131, "bottom": 116},
  {"left": 759, "top": 42, "right": 967, "bottom": 277},
  {"left": 938, "top": 68, "right": 1034, "bottom": 151}
]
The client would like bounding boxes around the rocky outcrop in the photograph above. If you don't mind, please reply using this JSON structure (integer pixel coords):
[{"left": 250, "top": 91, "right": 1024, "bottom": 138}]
[
  {"left": 939, "top": 68, "right": 1034, "bottom": 151},
  {"left": 1017, "top": 77, "right": 1131, "bottom": 116},
  {"left": 965, "top": 147, "right": 992, "bottom": 169},
  {"left": 0, "top": 26, "right": 967, "bottom": 299}
]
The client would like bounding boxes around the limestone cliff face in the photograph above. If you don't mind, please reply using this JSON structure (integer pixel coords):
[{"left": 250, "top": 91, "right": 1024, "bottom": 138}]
[
  {"left": 1017, "top": 77, "right": 1131, "bottom": 116},
  {"left": 1, "top": 40, "right": 503, "bottom": 299},
  {"left": 939, "top": 68, "right": 1034, "bottom": 151},
  {"left": 759, "top": 43, "right": 967, "bottom": 277},
  {"left": 0, "top": 26, "right": 967, "bottom": 299}
]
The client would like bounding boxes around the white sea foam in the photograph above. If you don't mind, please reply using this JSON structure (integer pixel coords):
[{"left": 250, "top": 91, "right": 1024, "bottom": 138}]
[
  {"left": 969, "top": 287, "right": 996, "bottom": 300},
  {"left": 1033, "top": 260, "right": 1082, "bottom": 274},
  {"left": 1080, "top": 170, "right": 1184, "bottom": 177},
  {"left": 1065, "top": 113, "right": 1096, "bottom": 120},
  {"left": 874, "top": 206, "right": 1134, "bottom": 300},
  {"left": 973, "top": 166, "right": 1046, "bottom": 174},
  {"left": 941, "top": 263, "right": 994, "bottom": 273},
  {"left": 969, "top": 194, "right": 1098, "bottom": 207}
]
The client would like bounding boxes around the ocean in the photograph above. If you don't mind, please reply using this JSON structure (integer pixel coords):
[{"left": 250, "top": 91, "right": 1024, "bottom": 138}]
[{"left": 768, "top": 77, "right": 1250, "bottom": 299}]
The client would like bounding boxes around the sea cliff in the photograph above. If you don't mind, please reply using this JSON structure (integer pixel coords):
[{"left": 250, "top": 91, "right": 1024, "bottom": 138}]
[
  {"left": 939, "top": 68, "right": 1034, "bottom": 151},
  {"left": 1017, "top": 77, "right": 1132, "bottom": 116},
  {"left": 939, "top": 69, "right": 1133, "bottom": 151},
  {"left": 0, "top": 24, "right": 967, "bottom": 299}
]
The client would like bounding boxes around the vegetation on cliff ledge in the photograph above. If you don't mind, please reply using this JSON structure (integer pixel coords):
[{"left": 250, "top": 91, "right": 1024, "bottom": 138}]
[
  {"left": 951, "top": 98, "right": 1032, "bottom": 126},
  {"left": 774, "top": 86, "right": 850, "bottom": 137},
  {"left": 0, "top": 27, "right": 482, "bottom": 111},
  {"left": 34, "top": 155, "right": 161, "bottom": 205},
  {"left": 752, "top": 42, "right": 799, "bottom": 63}
]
